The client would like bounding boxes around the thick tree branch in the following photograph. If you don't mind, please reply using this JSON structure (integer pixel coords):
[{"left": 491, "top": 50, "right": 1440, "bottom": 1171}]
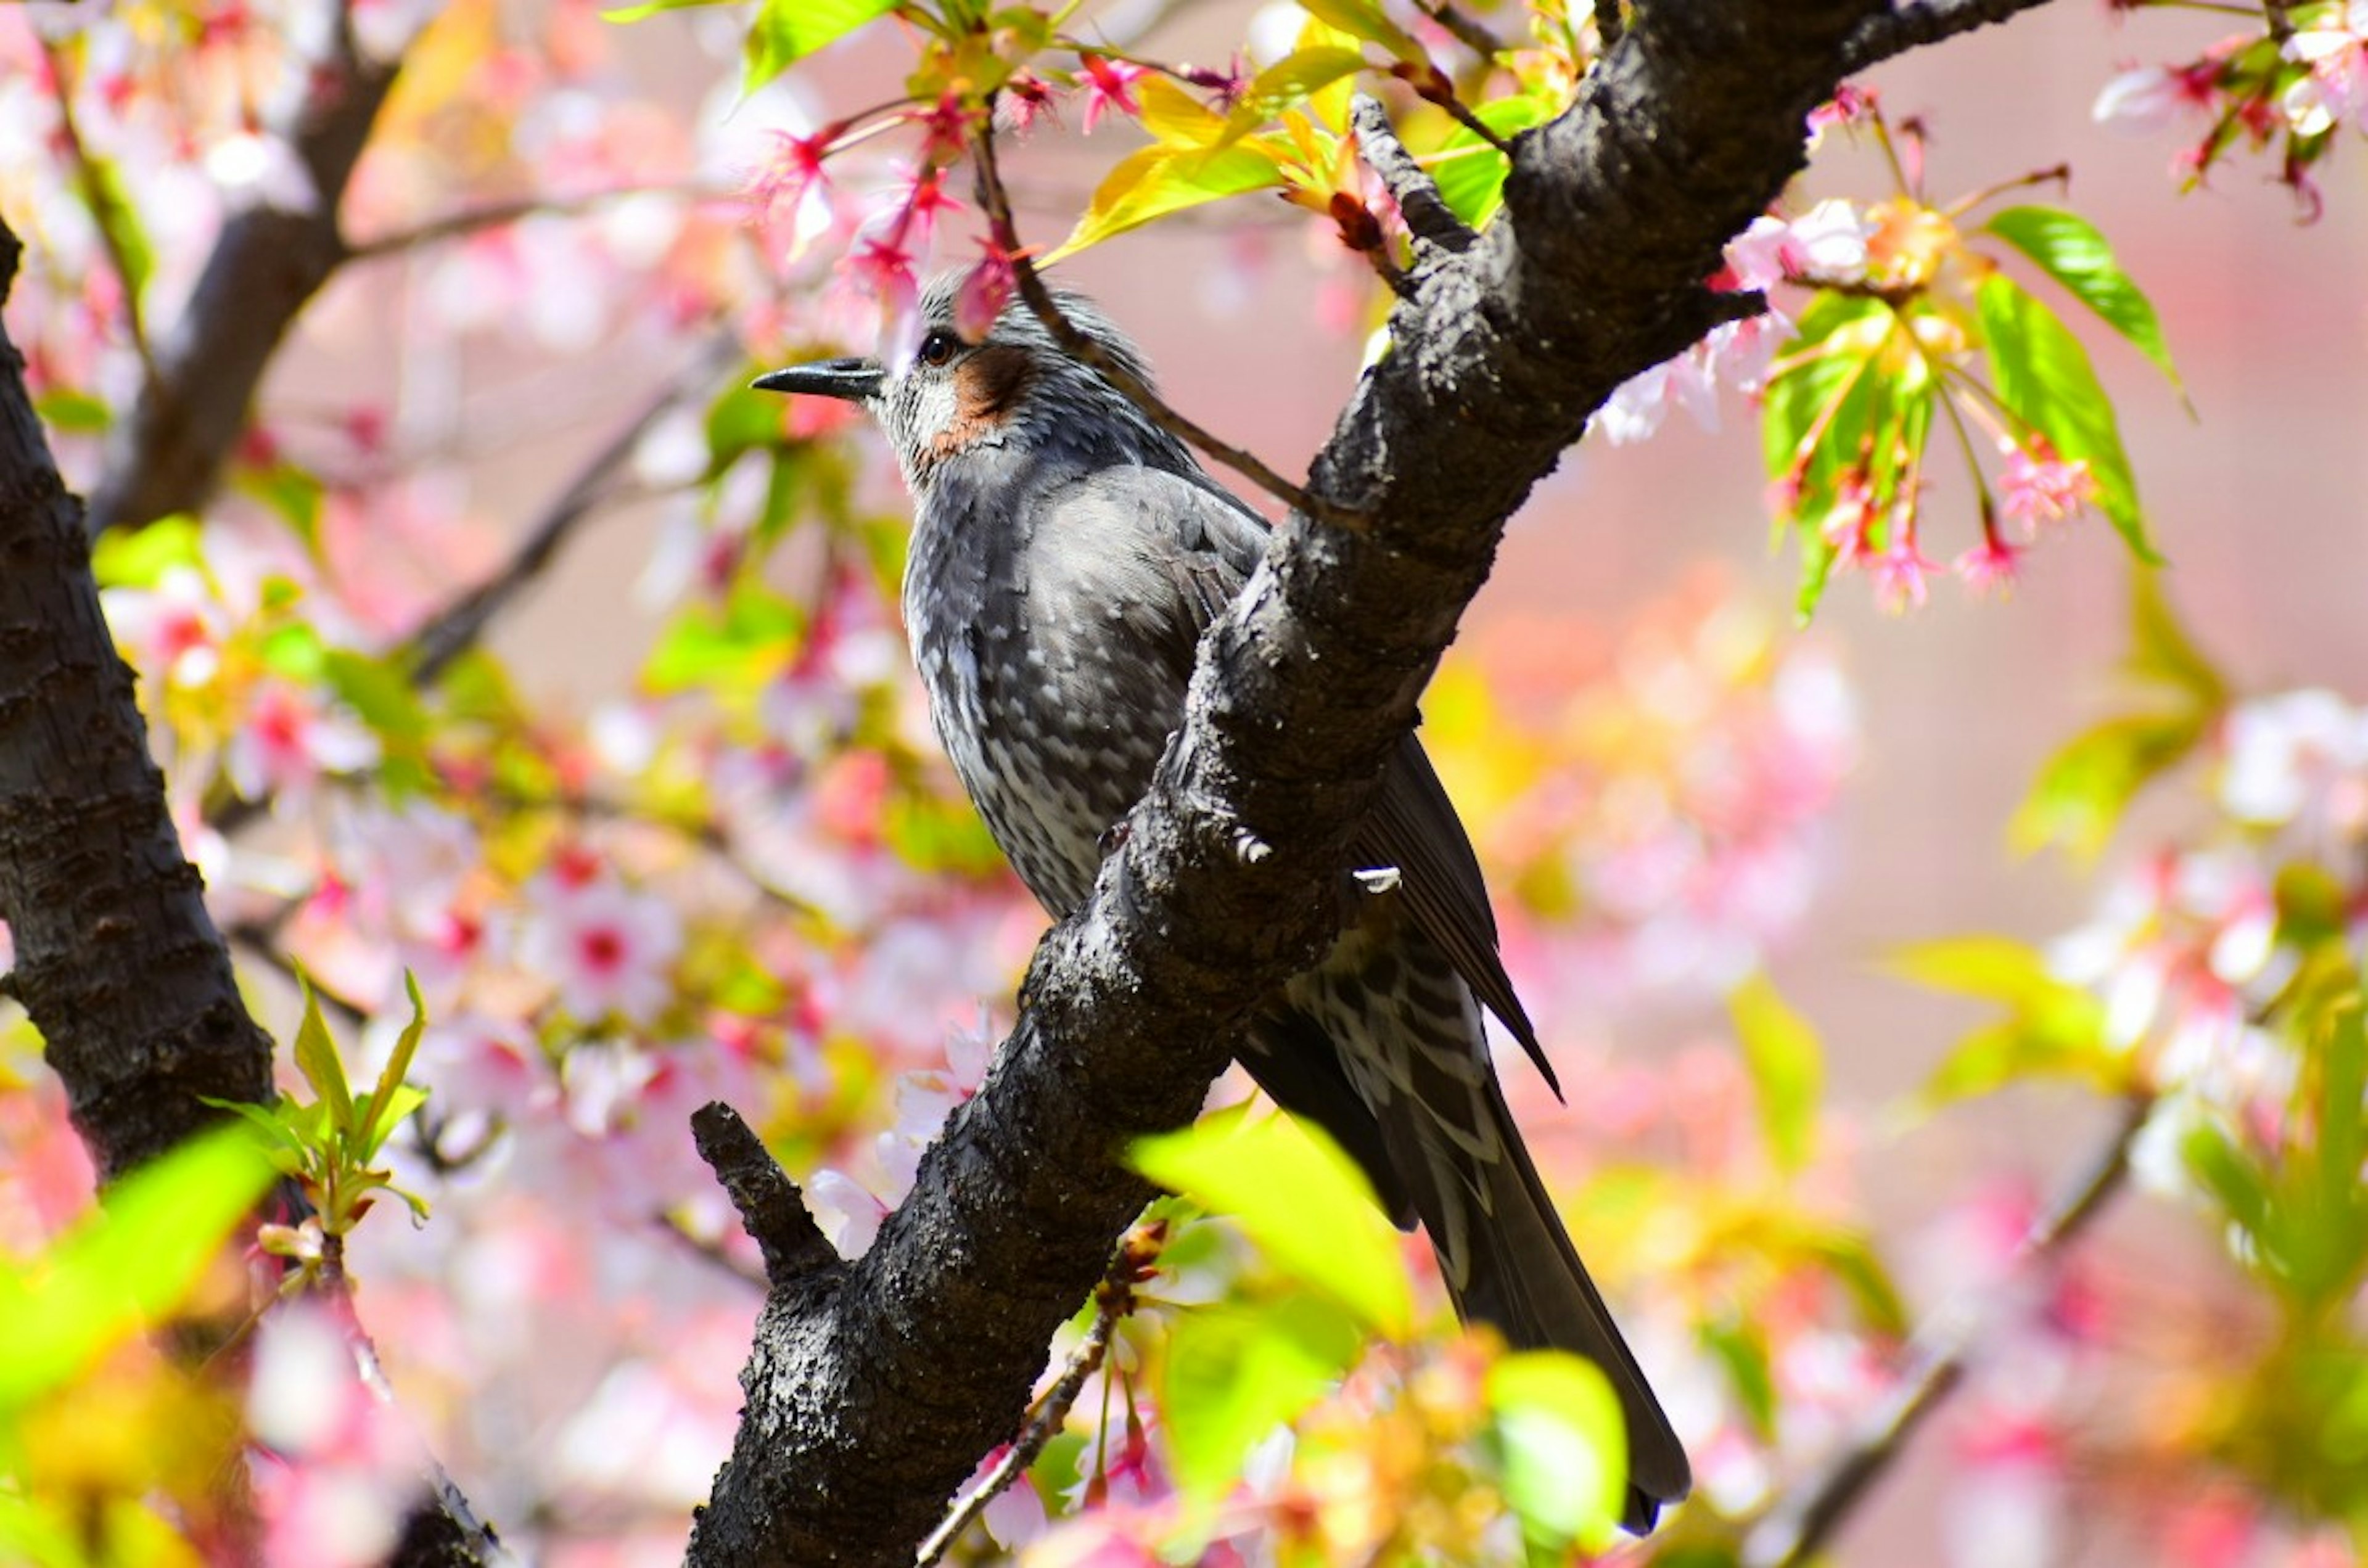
[
  {"left": 1839, "top": 0, "right": 2060, "bottom": 73},
  {"left": 0, "top": 217, "right": 273, "bottom": 1181},
  {"left": 687, "top": 2, "right": 2049, "bottom": 1563},
  {"left": 84, "top": 0, "right": 401, "bottom": 537},
  {"left": 1, "top": 211, "right": 506, "bottom": 1564}
]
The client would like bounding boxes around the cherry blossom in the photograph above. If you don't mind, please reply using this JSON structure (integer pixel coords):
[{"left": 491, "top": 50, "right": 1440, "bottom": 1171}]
[
  {"left": 518, "top": 874, "right": 684, "bottom": 1026},
  {"left": 1078, "top": 55, "right": 1149, "bottom": 134},
  {"left": 2282, "top": 2, "right": 2368, "bottom": 137},
  {"left": 225, "top": 679, "right": 380, "bottom": 805}
]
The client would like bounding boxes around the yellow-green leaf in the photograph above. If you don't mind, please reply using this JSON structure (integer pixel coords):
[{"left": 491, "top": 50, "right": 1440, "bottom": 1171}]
[
  {"left": 1486, "top": 1350, "right": 1626, "bottom": 1551},
  {"left": 1161, "top": 1295, "right": 1360, "bottom": 1498},
  {"left": 2011, "top": 710, "right": 2206, "bottom": 861},
  {"left": 1728, "top": 973, "right": 1823, "bottom": 1175},
  {"left": 1137, "top": 75, "right": 1227, "bottom": 146},
  {"left": 1130, "top": 1113, "right": 1412, "bottom": 1334},
  {"left": 1046, "top": 144, "right": 1287, "bottom": 262},
  {"left": 1223, "top": 46, "right": 1368, "bottom": 141},
  {"left": 289, "top": 977, "right": 355, "bottom": 1138}
]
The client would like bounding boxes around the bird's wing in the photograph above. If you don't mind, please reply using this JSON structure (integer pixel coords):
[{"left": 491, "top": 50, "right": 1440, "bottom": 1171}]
[{"left": 1057, "top": 466, "right": 1555, "bottom": 1096}]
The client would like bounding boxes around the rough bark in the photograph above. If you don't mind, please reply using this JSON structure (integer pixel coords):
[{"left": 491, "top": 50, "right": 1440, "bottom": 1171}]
[
  {"left": 0, "top": 220, "right": 274, "bottom": 1182},
  {"left": 685, "top": 1, "right": 2057, "bottom": 1563}
]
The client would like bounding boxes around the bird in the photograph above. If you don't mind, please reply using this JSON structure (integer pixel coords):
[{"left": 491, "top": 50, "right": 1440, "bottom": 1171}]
[{"left": 754, "top": 273, "right": 1691, "bottom": 1530}]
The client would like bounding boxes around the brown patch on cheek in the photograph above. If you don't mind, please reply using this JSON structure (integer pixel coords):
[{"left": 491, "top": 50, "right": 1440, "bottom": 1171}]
[{"left": 927, "top": 345, "right": 1035, "bottom": 460}]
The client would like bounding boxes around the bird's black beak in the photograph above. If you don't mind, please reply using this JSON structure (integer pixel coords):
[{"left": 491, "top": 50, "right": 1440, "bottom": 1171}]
[{"left": 751, "top": 356, "right": 884, "bottom": 402}]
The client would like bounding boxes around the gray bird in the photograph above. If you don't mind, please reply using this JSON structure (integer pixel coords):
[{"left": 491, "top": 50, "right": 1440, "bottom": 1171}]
[{"left": 755, "top": 275, "right": 1690, "bottom": 1530}]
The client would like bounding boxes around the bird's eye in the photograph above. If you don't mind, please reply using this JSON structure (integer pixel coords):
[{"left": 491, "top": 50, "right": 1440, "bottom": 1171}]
[{"left": 916, "top": 330, "right": 960, "bottom": 368}]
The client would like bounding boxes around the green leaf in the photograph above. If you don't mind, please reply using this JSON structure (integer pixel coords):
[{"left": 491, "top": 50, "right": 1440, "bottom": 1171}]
[
  {"left": 1983, "top": 206, "right": 2184, "bottom": 397},
  {"left": 290, "top": 979, "right": 355, "bottom": 1139},
  {"left": 1793, "top": 1226, "right": 1909, "bottom": 1336},
  {"left": 1223, "top": 46, "right": 1368, "bottom": 140},
  {"left": 2010, "top": 710, "right": 2206, "bottom": 860},
  {"left": 1486, "top": 1350, "right": 1626, "bottom": 1551},
  {"left": 1426, "top": 94, "right": 1555, "bottom": 228},
  {"left": 84, "top": 155, "right": 155, "bottom": 308},
  {"left": 323, "top": 649, "right": 428, "bottom": 742},
  {"left": 357, "top": 973, "right": 430, "bottom": 1159},
  {"left": 1977, "top": 271, "right": 2159, "bottom": 563},
  {"left": 35, "top": 387, "right": 112, "bottom": 435},
  {"left": 91, "top": 515, "right": 204, "bottom": 591},
  {"left": 1045, "top": 143, "right": 1288, "bottom": 262},
  {"left": 739, "top": 0, "right": 897, "bottom": 89},
  {"left": 236, "top": 462, "right": 326, "bottom": 556},
  {"left": 1161, "top": 1295, "right": 1360, "bottom": 1498},
  {"left": 601, "top": 0, "right": 891, "bottom": 83},
  {"left": 1701, "top": 1319, "right": 1777, "bottom": 1440},
  {"left": 0, "top": 1126, "right": 273, "bottom": 1409},
  {"left": 1130, "top": 1114, "right": 1412, "bottom": 1334},
  {"left": 1727, "top": 974, "right": 1823, "bottom": 1175}
]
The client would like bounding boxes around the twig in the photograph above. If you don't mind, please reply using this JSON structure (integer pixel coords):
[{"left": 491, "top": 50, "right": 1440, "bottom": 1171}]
[
  {"left": 1743, "top": 1093, "right": 2153, "bottom": 1568},
  {"left": 404, "top": 323, "right": 740, "bottom": 687},
  {"left": 969, "top": 115, "right": 1370, "bottom": 533},
  {"left": 343, "top": 180, "right": 738, "bottom": 264},
  {"left": 1418, "top": 0, "right": 1508, "bottom": 59},
  {"left": 39, "top": 39, "right": 158, "bottom": 387},
  {"left": 690, "top": 1101, "right": 841, "bottom": 1291},
  {"left": 85, "top": 0, "right": 403, "bottom": 536},
  {"left": 1349, "top": 94, "right": 1477, "bottom": 258},
  {"left": 913, "top": 1224, "right": 1159, "bottom": 1568}
]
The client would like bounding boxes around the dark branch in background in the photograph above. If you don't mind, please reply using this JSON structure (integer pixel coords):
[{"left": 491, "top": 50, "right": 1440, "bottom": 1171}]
[
  {"left": 1349, "top": 94, "right": 1478, "bottom": 259},
  {"left": 0, "top": 215, "right": 275, "bottom": 1181},
  {"left": 1746, "top": 1094, "right": 2152, "bottom": 1568},
  {"left": 84, "top": 0, "right": 401, "bottom": 537},
  {"left": 342, "top": 180, "right": 738, "bottom": 265},
  {"left": 404, "top": 324, "right": 741, "bottom": 685},
  {"left": 687, "top": 2, "right": 2076, "bottom": 1564},
  {"left": 971, "top": 129, "right": 1361, "bottom": 530},
  {"left": 1416, "top": 0, "right": 1509, "bottom": 60},
  {"left": 1839, "top": 0, "right": 2060, "bottom": 72}
]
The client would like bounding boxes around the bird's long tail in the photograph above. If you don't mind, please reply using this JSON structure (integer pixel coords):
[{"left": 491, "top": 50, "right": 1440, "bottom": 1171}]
[{"left": 1279, "top": 932, "right": 1693, "bottom": 1534}]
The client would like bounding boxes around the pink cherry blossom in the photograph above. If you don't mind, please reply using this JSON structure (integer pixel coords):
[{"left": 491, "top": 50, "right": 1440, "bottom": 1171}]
[
  {"left": 953, "top": 239, "right": 1023, "bottom": 341},
  {"left": 103, "top": 565, "right": 226, "bottom": 686},
  {"left": 1079, "top": 55, "right": 1149, "bottom": 134},
  {"left": 2092, "top": 61, "right": 2222, "bottom": 136},
  {"left": 1996, "top": 438, "right": 2098, "bottom": 537},
  {"left": 519, "top": 874, "right": 684, "bottom": 1025},
  {"left": 1953, "top": 534, "right": 2023, "bottom": 597},
  {"left": 226, "top": 679, "right": 381, "bottom": 804},
  {"left": 1866, "top": 532, "right": 1940, "bottom": 615}
]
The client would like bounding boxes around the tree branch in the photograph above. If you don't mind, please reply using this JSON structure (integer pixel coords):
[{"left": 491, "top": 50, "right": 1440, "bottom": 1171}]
[
  {"left": 84, "top": 0, "right": 403, "bottom": 537},
  {"left": 1349, "top": 93, "right": 1478, "bottom": 260},
  {"left": 0, "top": 214, "right": 274, "bottom": 1181},
  {"left": 1838, "top": 0, "right": 2061, "bottom": 73},
  {"left": 1, "top": 210, "right": 507, "bottom": 1563},
  {"left": 686, "top": 2, "right": 2042, "bottom": 1562},
  {"left": 1745, "top": 1094, "right": 2150, "bottom": 1568}
]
